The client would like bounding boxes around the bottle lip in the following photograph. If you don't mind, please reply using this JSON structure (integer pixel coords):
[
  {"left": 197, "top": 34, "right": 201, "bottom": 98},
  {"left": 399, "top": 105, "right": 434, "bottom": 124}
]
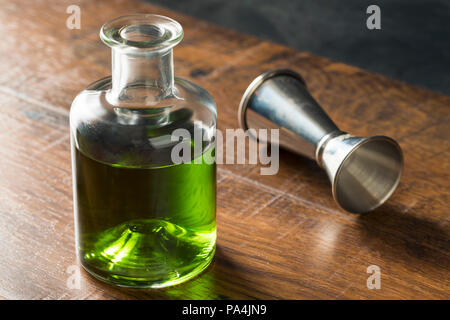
[{"left": 100, "top": 14, "right": 184, "bottom": 53}]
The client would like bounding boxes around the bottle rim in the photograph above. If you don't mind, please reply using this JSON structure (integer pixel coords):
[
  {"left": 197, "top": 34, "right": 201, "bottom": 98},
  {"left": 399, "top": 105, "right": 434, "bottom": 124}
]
[{"left": 100, "top": 14, "right": 184, "bottom": 53}]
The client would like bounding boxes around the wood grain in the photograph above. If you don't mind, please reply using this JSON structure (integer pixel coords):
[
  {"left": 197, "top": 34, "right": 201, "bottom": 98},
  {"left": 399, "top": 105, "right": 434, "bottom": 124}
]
[{"left": 0, "top": 0, "right": 448, "bottom": 299}]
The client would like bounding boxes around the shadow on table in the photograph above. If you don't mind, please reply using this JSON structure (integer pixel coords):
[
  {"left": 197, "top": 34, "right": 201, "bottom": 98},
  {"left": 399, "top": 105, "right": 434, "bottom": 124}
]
[
  {"left": 157, "top": 245, "right": 252, "bottom": 300},
  {"left": 279, "top": 147, "right": 449, "bottom": 270},
  {"left": 355, "top": 203, "right": 449, "bottom": 268}
]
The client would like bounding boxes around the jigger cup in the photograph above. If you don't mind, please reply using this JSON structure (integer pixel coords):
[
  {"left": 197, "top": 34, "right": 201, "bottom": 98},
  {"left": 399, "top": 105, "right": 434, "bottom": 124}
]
[{"left": 238, "top": 69, "right": 403, "bottom": 213}]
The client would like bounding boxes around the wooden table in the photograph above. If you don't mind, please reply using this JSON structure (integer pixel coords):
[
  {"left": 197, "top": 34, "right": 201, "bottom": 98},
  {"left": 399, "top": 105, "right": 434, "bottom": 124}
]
[{"left": 0, "top": 0, "right": 448, "bottom": 300}]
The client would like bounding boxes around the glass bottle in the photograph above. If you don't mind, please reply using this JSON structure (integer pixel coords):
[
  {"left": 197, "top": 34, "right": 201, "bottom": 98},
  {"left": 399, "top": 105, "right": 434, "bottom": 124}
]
[{"left": 70, "top": 14, "right": 217, "bottom": 288}]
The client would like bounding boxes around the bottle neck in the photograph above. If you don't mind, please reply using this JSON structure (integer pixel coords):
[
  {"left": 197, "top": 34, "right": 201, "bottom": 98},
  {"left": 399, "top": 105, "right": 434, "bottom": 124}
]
[{"left": 107, "top": 47, "right": 175, "bottom": 108}]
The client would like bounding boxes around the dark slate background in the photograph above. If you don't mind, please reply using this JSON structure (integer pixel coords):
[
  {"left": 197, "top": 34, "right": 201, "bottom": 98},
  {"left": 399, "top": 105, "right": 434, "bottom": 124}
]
[{"left": 145, "top": 0, "right": 450, "bottom": 95}]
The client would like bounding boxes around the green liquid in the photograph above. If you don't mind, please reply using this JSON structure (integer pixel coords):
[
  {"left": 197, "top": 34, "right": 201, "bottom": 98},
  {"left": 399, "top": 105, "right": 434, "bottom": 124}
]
[{"left": 73, "top": 147, "right": 216, "bottom": 288}]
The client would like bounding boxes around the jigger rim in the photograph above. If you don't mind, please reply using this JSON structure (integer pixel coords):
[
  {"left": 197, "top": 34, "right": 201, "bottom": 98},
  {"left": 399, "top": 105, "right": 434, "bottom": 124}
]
[
  {"left": 332, "top": 135, "right": 404, "bottom": 214},
  {"left": 238, "top": 69, "right": 307, "bottom": 132}
]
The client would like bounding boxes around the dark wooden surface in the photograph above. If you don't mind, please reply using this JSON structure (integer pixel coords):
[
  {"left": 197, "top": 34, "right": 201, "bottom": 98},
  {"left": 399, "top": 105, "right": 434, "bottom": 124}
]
[{"left": 0, "top": 0, "right": 448, "bottom": 299}]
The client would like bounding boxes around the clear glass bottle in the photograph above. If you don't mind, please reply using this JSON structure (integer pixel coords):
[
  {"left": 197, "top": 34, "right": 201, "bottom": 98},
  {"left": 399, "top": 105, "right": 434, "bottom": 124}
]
[{"left": 70, "top": 14, "right": 216, "bottom": 288}]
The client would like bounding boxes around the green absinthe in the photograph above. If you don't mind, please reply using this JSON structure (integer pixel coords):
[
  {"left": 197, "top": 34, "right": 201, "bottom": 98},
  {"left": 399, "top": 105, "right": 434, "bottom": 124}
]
[
  {"left": 73, "top": 144, "right": 216, "bottom": 288},
  {"left": 71, "top": 14, "right": 217, "bottom": 288}
]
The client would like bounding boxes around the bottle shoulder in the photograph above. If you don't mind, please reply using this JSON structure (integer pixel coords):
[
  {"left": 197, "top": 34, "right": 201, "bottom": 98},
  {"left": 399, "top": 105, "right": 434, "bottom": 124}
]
[
  {"left": 70, "top": 76, "right": 216, "bottom": 120},
  {"left": 70, "top": 77, "right": 216, "bottom": 167}
]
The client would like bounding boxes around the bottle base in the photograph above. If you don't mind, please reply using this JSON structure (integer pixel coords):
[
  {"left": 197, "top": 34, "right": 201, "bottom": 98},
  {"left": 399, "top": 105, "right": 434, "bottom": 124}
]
[
  {"left": 78, "top": 219, "right": 216, "bottom": 288},
  {"left": 80, "top": 248, "right": 215, "bottom": 288}
]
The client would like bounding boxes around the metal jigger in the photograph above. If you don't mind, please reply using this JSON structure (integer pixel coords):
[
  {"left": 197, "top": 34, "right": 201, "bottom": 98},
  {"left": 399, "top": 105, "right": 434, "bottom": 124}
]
[{"left": 238, "top": 69, "right": 403, "bottom": 213}]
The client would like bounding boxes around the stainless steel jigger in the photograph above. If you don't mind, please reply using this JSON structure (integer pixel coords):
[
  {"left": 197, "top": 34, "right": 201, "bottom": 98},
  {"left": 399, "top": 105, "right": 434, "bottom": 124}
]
[{"left": 238, "top": 69, "right": 403, "bottom": 213}]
